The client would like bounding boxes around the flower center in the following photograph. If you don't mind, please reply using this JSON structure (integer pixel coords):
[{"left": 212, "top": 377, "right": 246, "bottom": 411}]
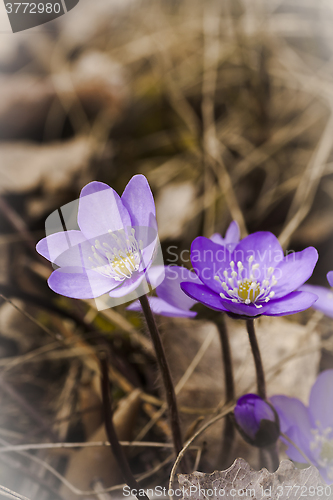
[
  {"left": 89, "top": 228, "right": 143, "bottom": 281},
  {"left": 238, "top": 279, "right": 261, "bottom": 302},
  {"left": 214, "top": 256, "right": 277, "bottom": 308}
]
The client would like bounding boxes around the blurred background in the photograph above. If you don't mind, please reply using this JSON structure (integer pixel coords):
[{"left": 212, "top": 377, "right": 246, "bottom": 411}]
[{"left": 0, "top": 0, "right": 333, "bottom": 498}]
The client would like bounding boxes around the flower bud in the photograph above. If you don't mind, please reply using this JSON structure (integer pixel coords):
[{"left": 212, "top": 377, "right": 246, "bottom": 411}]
[{"left": 234, "top": 394, "right": 280, "bottom": 448}]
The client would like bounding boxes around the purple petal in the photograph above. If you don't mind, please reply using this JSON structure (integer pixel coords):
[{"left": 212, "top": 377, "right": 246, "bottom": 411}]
[
  {"left": 316, "top": 467, "right": 332, "bottom": 485},
  {"left": 210, "top": 233, "right": 225, "bottom": 245},
  {"left": 142, "top": 265, "right": 165, "bottom": 288},
  {"left": 156, "top": 266, "right": 200, "bottom": 311},
  {"left": 108, "top": 272, "right": 146, "bottom": 298},
  {"left": 121, "top": 174, "right": 156, "bottom": 228},
  {"left": 264, "top": 291, "right": 318, "bottom": 317},
  {"left": 127, "top": 296, "right": 197, "bottom": 318},
  {"left": 309, "top": 370, "right": 333, "bottom": 430},
  {"left": 77, "top": 181, "right": 131, "bottom": 240},
  {"left": 300, "top": 284, "right": 333, "bottom": 318},
  {"left": 233, "top": 232, "right": 284, "bottom": 271},
  {"left": 219, "top": 299, "right": 270, "bottom": 317},
  {"left": 36, "top": 230, "right": 87, "bottom": 267},
  {"left": 225, "top": 220, "right": 240, "bottom": 245},
  {"left": 283, "top": 425, "right": 314, "bottom": 464},
  {"left": 270, "top": 395, "right": 313, "bottom": 463},
  {"left": 234, "top": 394, "right": 261, "bottom": 439},
  {"left": 210, "top": 221, "right": 240, "bottom": 251},
  {"left": 190, "top": 237, "right": 232, "bottom": 294},
  {"left": 48, "top": 266, "right": 116, "bottom": 299},
  {"left": 270, "top": 396, "right": 311, "bottom": 434},
  {"left": 327, "top": 271, "right": 333, "bottom": 287},
  {"left": 272, "top": 247, "right": 319, "bottom": 299},
  {"left": 181, "top": 282, "right": 227, "bottom": 312}
]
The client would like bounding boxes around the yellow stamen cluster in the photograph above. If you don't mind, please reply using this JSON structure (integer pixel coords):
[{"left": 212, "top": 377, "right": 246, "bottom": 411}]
[
  {"left": 214, "top": 256, "right": 277, "bottom": 308},
  {"left": 89, "top": 228, "right": 143, "bottom": 281}
]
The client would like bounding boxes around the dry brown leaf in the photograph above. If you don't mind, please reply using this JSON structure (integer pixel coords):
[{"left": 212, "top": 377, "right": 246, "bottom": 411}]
[{"left": 179, "top": 458, "right": 330, "bottom": 499}]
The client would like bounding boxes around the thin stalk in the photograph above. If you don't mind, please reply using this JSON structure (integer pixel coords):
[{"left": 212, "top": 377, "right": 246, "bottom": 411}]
[
  {"left": 246, "top": 319, "right": 266, "bottom": 399},
  {"left": 246, "top": 320, "right": 280, "bottom": 469},
  {"left": 259, "top": 445, "right": 280, "bottom": 472},
  {"left": 139, "top": 295, "right": 189, "bottom": 473},
  {"left": 99, "top": 352, "right": 149, "bottom": 500},
  {"left": 215, "top": 315, "right": 235, "bottom": 468},
  {"left": 268, "top": 444, "right": 280, "bottom": 472},
  {"left": 217, "top": 316, "right": 235, "bottom": 402}
]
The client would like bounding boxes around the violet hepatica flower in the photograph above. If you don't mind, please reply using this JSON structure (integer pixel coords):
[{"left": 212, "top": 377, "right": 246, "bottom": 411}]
[
  {"left": 234, "top": 394, "right": 280, "bottom": 448},
  {"left": 181, "top": 231, "right": 319, "bottom": 318},
  {"left": 300, "top": 271, "right": 333, "bottom": 318},
  {"left": 36, "top": 175, "right": 160, "bottom": 300},
  {"left": 128, "top": 221, "right": 240, "bottom": 318},
  {"left": 271, "top": 370, "right": 333, "bottom": 483}
]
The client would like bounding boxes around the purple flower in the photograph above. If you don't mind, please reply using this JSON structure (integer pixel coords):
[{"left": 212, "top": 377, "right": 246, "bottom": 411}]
[
  {"left": 271, "top": 370, "right": 333, "bottom": 483},
  {"left": 127, "top": 221, "right": 240, "bottom": 318},
  {"left": 36, "top": 175, "right": 158, "bottom": 300},
  {"left": 234, "top": 394, "right": 280, "bottom": 448},
  {"left": 299, "top": 271, "right": 333, "bottom": 318},
  {"left": 180, "top": 231, "right": 319, "bottom": 318}
]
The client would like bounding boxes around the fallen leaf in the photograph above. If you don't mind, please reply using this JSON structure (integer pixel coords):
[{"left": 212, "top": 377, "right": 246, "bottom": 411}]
[{"left": 178, "top": 458, "right": 331, "bottom": 500}]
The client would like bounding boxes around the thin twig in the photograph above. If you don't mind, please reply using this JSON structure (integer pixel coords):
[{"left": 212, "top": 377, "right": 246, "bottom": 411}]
[
  {"left": 0, "top": 378, "right": 57, "bottom": 442},
  {"left": 168, "top": 405, "right": 234, "bottom": 500},
  {"left": 280, "top": 433, "right": 315, "bottom": 466},
  {"left": 0, "top": 485, "right": 32, "bottom": 500},
  {"left": 0, "top": 294, "right": 64, "bottom": 342},
  {"left": 135, "top": 322, "right": 216, "bottom": 442},
  {"left": 0, "top": 441, "right": 201, "bottom": 454}
]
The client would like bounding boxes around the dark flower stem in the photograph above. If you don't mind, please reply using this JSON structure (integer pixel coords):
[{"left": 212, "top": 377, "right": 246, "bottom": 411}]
[
  {"left": 217, "top": 315, "right": 235, "bottom": 403},
  {"left": 246, "top": 319, "right": 266, "bottom": 399},
  {"left": 268, "top": 444, "right": 280, "bottom": 471},
  {"left": 246, "top": 320, "right": 280, "bottom": 470},
  {"left": 99, "top": 351, "right": 149, "bottom": 500},
  {"left": 139, "top": 294, "right": 189, "bottom": 473},
  {"left": 260, "top": 444, "right": 280, "bottom": 472},
  {"left": 215, "top": 315, "right": 235, "bottom": 468}
]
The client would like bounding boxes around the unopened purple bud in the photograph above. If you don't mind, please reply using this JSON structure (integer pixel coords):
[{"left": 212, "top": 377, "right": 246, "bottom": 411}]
[{"left": 234, "top": 394, "right": 280, "bottom": 448}]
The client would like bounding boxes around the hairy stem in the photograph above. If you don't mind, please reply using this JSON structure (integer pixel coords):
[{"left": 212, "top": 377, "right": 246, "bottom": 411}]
[
  {"left": 216, "top": 315, "right": 235, "bottom": 468},
  {"left": 139, "top": 294, "right": 189, "bottom": 473},
  {"left": 99, "top": 352, "right": 149, "bottom": 500},
  {"left": 246, "top": 319, "right": 266, "bottom": 399}
]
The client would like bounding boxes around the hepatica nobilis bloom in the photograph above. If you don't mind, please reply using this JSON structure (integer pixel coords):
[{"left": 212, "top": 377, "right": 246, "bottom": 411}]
[
  {"left": 234, "top": 394, "right": 280, "bottom": 448},
  {"left": 181, "top": 231, "right": 319, "bottom": 317},
  {"left": 271, "top": 370, "right": 333, "bottom": 483},
  {"left": 36, "top": 175, "right": 159, "bottom": 300},
  {"left": 127, "top": 221, "right": 240, "bottom": 318},
  {"left": 300, "top": 271, "right": 333, "bottom": 319}
]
